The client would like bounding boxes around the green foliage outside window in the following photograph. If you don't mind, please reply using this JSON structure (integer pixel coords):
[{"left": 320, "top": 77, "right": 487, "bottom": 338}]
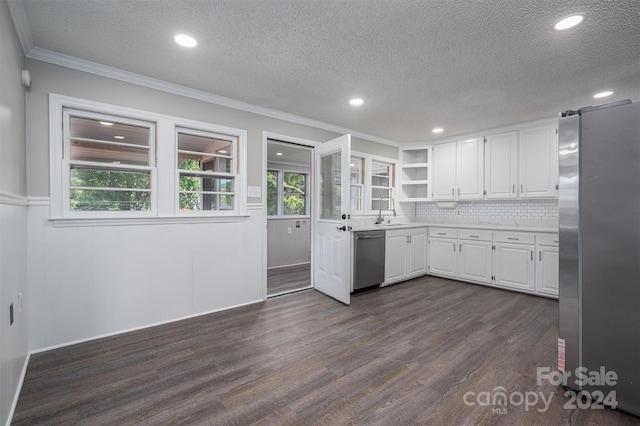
[
  {"left": 179, "top": 159, "right": 202, "bottom": 210},
  {"left": 70, "top": 169, "right": 151, "bottom": 211},
  {"left": 267, "top": 170, "right": 307, "bottom": 216}
]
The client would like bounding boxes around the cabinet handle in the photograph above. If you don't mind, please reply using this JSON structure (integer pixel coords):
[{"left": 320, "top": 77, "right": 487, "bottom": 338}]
[
  {"left": 512, "top": 184, "right": 515, "bottom": 193},
  {"left": 539, "top": 251, "right": 542, "bottom": 261},
  {"left": 469, "top": 235, "right": 479, "bottom": 238},
  {"left": 409, "top": 235, "right": 412, "bottom": 243},
  {"left": 453, "top": 244, "right": 456, "bottom": 252},
  {"left": 451, "top": 188, "right": 454, "bottom": 196},
  {"left": 458, "top": 188, "right": 460, "bottom": 196},
  {"left": 531, "top": 250, "right": 533, "bottom": 261},
  {"left": 459, "top": 243, "right": 462, "bottom": 252},
  {"left": 521, "top": 184, "right": 524, "bottom": 193},
  {"left": 437, "top": 232, "right": 446, "bottom": 235},
  {"left": 507, "top": 237, "right": 519, "bottom": 240},
  {"left": 553, "top": 240, "right": 559, "bottom": 243}
]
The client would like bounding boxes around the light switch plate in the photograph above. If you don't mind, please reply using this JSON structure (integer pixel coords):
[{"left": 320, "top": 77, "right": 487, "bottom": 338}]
[{"left": 247, "top": 186, "right": 261, "bottom": 198}]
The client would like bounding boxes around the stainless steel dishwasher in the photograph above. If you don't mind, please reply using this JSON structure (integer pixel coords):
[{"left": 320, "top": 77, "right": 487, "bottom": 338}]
[{"left": 353, "top": 230, "right": 386, "bottom": 291}]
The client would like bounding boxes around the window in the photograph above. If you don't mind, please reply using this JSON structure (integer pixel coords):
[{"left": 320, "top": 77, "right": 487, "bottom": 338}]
[
  {"left": 63, "top": 109, "right": 156, "bottom": 214},
  {"left": 348, "top": 152, "right": 397, "bottom": 215},
  {"left": 50, "top": 94, "right": 247, "bottom": 221},
  {"left": 177, "top": 129, "right": 236, "bottom": 212},
  {"left": 266, "top": 169, "right": 309, "bottom": 216}
]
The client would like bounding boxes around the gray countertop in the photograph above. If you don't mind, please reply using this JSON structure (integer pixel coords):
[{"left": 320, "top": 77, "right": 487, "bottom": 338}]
[{"left": 350, "top": 217, "right": 558, "bottom": 233}]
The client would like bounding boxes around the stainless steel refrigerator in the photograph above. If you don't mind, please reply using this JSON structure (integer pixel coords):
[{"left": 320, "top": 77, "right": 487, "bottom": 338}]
[{"left": 558, "top": 99, "right": 640, "bottom": 416}]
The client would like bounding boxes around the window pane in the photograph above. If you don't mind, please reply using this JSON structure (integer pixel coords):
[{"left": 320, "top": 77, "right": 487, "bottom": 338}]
[
  {"left": 267, "top": 194, "right": 278, "bottom": 215},
  {"left": 283, "top": 172, "right": 306, "bottom": 194},
  {"left": 283, "top": 195, "right": 305, "bottom": 215},
  {"left": 70, "top": 189, "right": 150, "bottom": 211},
  {"left": 70, "top": 168, "right": 150, "bottom": 189},
  {"left": 70, "top": 140, "right": 150, "bottom": 166},
  {"left": 267, "top": 170, "right": 278, "bottom": 194},
  {"left": 177, "top": 132, "right": 233, "bottom": 173},
  {"left": 179, "top": 174, "right": 234, "bottom": 193},
  {"left": 180, "top": 193, "right": 235, "bottom": 211},
  {"left": 70, "top": 116, "right": 150, "bottom": 147},
  {"left": 320, "top": 152, "right": 341, "bottom": 220}
]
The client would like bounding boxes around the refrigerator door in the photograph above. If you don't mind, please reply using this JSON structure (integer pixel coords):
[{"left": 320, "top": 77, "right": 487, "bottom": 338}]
[{"left": 579, "top": 101, "right": 640, "bottom": 416}]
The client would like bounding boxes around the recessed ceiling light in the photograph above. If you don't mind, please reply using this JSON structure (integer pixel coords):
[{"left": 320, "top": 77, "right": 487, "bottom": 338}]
[
  {"left": 593, "top": 91, "right": 614, "bottom": 99},
  {"left": 218, "top": 150, "right": 228, "bottom": 154},
  {"left": 114, "top": 135, "right": 125, "bottom": 140},
  {"left": 99, "top": 121, "right": 114, "bottom": 126},
  {"left": 432, "top": 127, "right": 444, "bottom": 134},
  {"left": 554, "top": 15, "right": 584, "bottom": 31},
  {"left": 276, "top": 152, "right": 283, "bottom": 156},
  {"left": 349, "top": 98, "right": 364, "bottom": 106},
  {"left": 174, "top": 34, "right": 198, "bottom": 48}
]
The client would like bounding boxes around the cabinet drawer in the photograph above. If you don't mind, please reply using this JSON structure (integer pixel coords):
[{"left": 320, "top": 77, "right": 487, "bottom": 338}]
[
  {"left": 536, "top": 233, "right": 559, "bottom": 247},
  {"left": 458, "top": 229, "right": 493, "bottom": 241},
  {"left": 493, "top": 231, "right": 535, "bottom": 245},
  {"left": 429, "top": 228, "right": 458, "bottom": 238}
]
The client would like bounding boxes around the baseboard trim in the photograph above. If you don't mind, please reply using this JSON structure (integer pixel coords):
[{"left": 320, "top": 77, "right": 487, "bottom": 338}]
[
  {"left": 30, "top": 298, "right": 264, "bottom": 354},
  {"left": 267, "top": 261, "right": 311, "bottom": 270},
  {"left": 6, "top": 352, "right": 30, "bottom": 426}
]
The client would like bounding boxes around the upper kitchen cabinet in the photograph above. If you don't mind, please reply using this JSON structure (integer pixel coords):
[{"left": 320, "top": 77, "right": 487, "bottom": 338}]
[
  {"left": 484, "top": 131, "right": 518, "bottom": 199},
  {"left": 518, "top": 123, "right": 558, "bottom": 198},
  {"left": 432, "top": 142, "right": 457, "bottom": 200},
  {"left": 399, "top": 147, "right": 431, "bottom": 202},
  {"left": 456, "top": 138, "right": 484, "bottom": 200}
]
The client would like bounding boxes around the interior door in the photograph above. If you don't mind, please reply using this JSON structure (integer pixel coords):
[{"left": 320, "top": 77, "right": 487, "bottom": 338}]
[{"left": 313, "top": 134, "right": 351, "bottom": 304}]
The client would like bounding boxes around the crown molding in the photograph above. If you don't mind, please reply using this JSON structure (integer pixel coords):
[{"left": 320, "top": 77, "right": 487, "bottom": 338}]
[
  {"left": 6, "top": 0, "right": 34, "bottom": 53},
  {"left": 26, "top": 48, "right": 400, "bottom": 148}
]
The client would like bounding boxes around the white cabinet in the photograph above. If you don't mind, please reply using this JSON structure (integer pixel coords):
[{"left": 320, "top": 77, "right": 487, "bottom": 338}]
[
  {"left": 493, "top": 231, "right": 535, "bottom": 292},
  {"left": 399, "top": 147, "right": 431, "bottom": 202},
  {"left": 484, "top": 131, "right": 518, "bottom": 199},
  {"left": 535, "top": 233, "right": 559, "bottom": 297},
  {"left": 457, "top": 230, "right": 493, "bottom": 284},
  {"left": 432, "top": 142, "right": 457, "bottom": 200},
  {"left": 384, "top": 227, "right": 428, "bottom": 285},
  {"left": 456, "top": 138, "right": 484, "bottom": 200},
  {"left": 428, "top": 228, "right": 458, "bottom": 278},
  {"left": 519, "top": 123, "right": 558, "bottom": 198}
]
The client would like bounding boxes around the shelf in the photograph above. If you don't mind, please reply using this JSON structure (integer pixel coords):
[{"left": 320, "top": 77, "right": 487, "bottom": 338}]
[
  {"left": 402, "top": 148, "right": 430, "bottom": 164},
  {"left": 400, "top": 184, "right": 429, "bottom": 200},
  {"left": 402, "top": 180, "right": 429, "bottom": 185},
  {"left": 402, "top": 163, "right": 429, "bottom": 169}
]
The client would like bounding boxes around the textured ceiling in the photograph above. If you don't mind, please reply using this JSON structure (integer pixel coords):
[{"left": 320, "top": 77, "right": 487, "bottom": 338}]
[{"left": 13, "top": 0, "right": 640, "bottom": 143}]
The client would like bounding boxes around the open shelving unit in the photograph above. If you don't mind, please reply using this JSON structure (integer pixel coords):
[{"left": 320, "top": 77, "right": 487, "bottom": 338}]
[{"left": 399, "top": 147, "right": 431, "bottom": 202}]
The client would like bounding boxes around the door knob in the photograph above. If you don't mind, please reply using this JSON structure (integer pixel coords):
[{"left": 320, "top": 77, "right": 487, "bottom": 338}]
[{"left": 336, "top": 225, "right": 347, "bottom": 231}]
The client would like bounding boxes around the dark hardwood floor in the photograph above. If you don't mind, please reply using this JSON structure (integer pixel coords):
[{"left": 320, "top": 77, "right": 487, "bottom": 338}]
[
  {"left": 13, "top": 276, "right": 640, "bottom": 425},
  {"left": 267, "top": 263, "right": 311, "bottom": 296}
]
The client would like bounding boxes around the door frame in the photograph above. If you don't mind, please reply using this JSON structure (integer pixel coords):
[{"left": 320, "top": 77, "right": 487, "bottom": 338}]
[{"left": 262, "top": 132, "right": 319, "bottom": 300}]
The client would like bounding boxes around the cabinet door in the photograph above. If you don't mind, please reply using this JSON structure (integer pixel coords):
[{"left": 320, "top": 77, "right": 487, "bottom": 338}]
[
  {"left": 519, "top": 123, "right": 558, "bottom": 198},
  {"left": 456, "top": 138, "right": 484, "bottom": 199},
  {"left": 385, "top": 231, "right": 408, "bottom": 283},
  {"left": 432, "top": 142, "right": 456, "bottom": 200},
  {"left": 407, "top": 229, "right": 428, "bottom": 277},
  {"left": 493, "top": 242, "right": 535, "bottom": 291},
  {"left": 428, "top": 237, "right": 457, "bottom": 278},
  {"left": 536, "top": 245, "right": 559, "bottom": 297},
  {"left": 485, "top": 131, "right": 518, "bottom": 199},
  {"left": 458, "top": 240, "right": 492, "bottom": 284}
]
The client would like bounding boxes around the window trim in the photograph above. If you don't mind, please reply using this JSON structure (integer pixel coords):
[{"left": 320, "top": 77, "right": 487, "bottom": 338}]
[{"left": 49, "top": 94, "right": 248, "bottom": 223}]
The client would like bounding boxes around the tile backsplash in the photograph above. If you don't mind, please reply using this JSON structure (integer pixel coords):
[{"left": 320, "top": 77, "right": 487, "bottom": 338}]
[{"left": 398, "top": 199, "right": 558, "bottom": 221}]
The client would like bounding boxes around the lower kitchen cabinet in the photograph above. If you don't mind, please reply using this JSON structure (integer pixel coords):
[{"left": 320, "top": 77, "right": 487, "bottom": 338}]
[
  {"left": 427, "top": 228, "right": 458, "bottom": 278},
  {"left": 458, "top": 239, "right": 492, "bottom": 284},
  {"left": 492, "top": 231, "right": 535, "bottom": 292},
  {"left": 535, "top": 234, "right": 559, "bottom": 297},
  {"left": 384, "top": 227, "right": 427, "bottom": 285}
]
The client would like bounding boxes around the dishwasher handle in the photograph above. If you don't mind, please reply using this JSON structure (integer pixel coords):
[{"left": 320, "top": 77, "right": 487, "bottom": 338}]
[{"left": 356, "top": 234, "right": 385, "bottom": 240}]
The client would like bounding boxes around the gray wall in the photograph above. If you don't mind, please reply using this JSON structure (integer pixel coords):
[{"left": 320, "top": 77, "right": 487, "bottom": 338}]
[
  {"left": 267, "top": 218, "right": 311, "bottom": 268},
  {"left": 0, "top": 1, "right": 29, "bottom": 424}
]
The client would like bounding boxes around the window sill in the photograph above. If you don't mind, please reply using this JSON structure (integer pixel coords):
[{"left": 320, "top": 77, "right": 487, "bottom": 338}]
[
  {"left": 50, "top": 214, "right": 251, "bottom": 228},
  {"left": 267, "top": 215, "right": 311, "bottom": 220}
]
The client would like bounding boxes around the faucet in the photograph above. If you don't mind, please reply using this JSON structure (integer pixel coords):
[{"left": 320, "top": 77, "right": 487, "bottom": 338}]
[{"left": 375, "top": 196, "right": 396, "bottom": 224}]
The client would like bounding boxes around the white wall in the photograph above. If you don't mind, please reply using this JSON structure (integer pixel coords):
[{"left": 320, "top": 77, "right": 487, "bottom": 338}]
[
  {"left": 0, "top": 1, "right": 29, "bottom": 424},
  {"left": 23, "top": 59, "right": 395, "bottom": 352}
]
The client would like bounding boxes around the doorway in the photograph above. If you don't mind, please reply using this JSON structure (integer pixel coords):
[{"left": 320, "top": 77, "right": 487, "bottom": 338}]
[{"left": 266, "top": 138, "right": 313, "bottom": 296}]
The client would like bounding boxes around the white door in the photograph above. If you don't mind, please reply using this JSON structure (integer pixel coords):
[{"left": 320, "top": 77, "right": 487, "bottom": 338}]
[
  {"left": 428, "top": 237, "right": 458, "bottom": 278},
  {"left": 458, "top": 240, "right": 492, "bottom": 284},
  {"left": 485, "top": 131, "right": 518, "bottom": 199},
  {"left": 536, "top": 245, "right": 559, "bottom": 296},
  {"left": 519, "top": 123, "right": 558, "bottom": 198},
  {"left": 432, "top": 142, "right": 457, "bottom": 200},
  {"left": 493, "top": 242, "right": 535, "bottom": 291},
  {"left": 456, "top": 138, "right": 484, "bottom": 199},
  {"left": 313, "top": 134, "right": 351, "bottom": 304},
  {"left": 385, "top": 230, "right": 408, "bottom": 283},
  {"left": 407, "top": 228, "right": 428, "bottom": 277}
]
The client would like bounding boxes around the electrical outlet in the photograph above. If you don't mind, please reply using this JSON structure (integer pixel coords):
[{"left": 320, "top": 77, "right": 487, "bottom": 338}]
[
  {"left": 456, "top": 210, "right": 461, "bottom": 216},
  {"left": 9, "top": 303, "right": 14, "bottom": 325}
]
